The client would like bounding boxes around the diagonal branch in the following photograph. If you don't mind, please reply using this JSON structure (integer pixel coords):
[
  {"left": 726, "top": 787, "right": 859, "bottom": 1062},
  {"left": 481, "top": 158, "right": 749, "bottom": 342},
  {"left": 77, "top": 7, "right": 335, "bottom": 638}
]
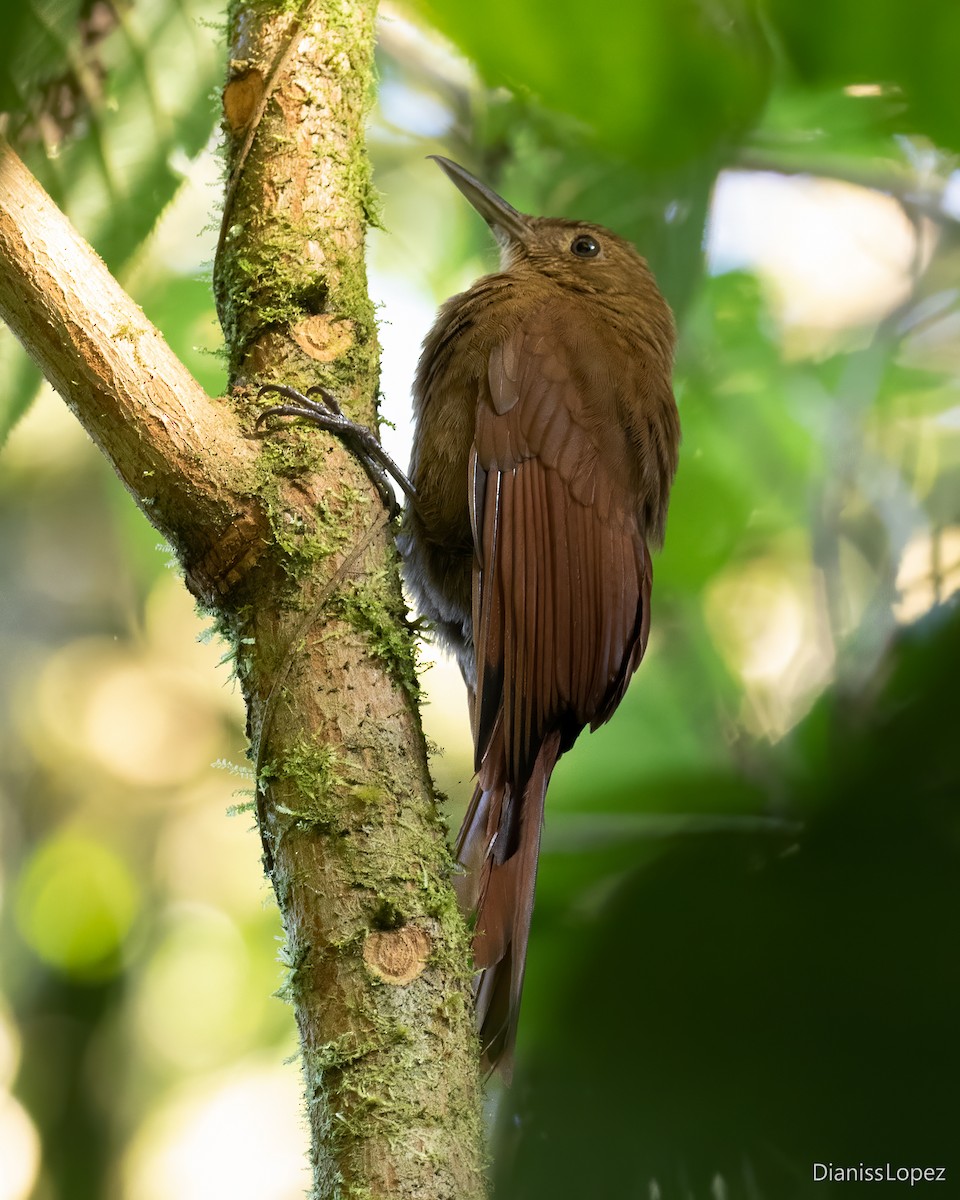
[{"left": 0, "top": 138, "right": 266, "bottom": 603}]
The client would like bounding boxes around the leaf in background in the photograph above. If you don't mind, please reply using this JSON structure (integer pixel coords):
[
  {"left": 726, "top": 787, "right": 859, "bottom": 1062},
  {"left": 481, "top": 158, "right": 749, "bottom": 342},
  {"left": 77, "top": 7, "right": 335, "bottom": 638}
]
[
  {"left": 665, "top": 271, "right": 819, "bottom": 591},
  {"left": 0, "top": 0, "right": 98, "bottom": 122},
  {"left": 484, "top": 105, "right": 719, "bottom": 315},
  {"left": 0, "top": 0, "right": 223, "bottom": 447},
  {"left": 767, "top": 0, "right": 960, "bottom": 154},
  {"left": 0, "top": 343, "right": 50, "bottom": 444},
  {"left": 43, "top": 0, "right": 223, "bottom": 270},
  {"left": 747, "top": 83, "right": 915, "bottom": 176},
  {"left": 405, "top": 0, "right": 772, "bottom": 168}
]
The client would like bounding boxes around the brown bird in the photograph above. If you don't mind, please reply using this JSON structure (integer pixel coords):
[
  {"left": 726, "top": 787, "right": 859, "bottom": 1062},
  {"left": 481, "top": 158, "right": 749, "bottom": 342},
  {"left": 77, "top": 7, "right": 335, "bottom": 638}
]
[
  {"left": 401, "top": 158, "right": 679, "bottom": 1074},
  {"left": 258, "top": 157, "right": 680, "bottom": 1076}
]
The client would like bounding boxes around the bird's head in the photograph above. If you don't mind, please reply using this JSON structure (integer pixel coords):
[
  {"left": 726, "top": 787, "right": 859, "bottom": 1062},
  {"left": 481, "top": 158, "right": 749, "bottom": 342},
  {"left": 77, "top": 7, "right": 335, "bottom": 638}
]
[{"left": 429, "top": 155, "right": 659, "bottom": 299}]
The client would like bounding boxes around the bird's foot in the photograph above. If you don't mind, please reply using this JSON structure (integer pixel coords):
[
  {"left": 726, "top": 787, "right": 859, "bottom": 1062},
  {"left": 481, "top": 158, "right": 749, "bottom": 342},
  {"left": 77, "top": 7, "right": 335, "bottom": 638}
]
[{"left": 256, "top": 385, "right": 416, "bottom": 521}]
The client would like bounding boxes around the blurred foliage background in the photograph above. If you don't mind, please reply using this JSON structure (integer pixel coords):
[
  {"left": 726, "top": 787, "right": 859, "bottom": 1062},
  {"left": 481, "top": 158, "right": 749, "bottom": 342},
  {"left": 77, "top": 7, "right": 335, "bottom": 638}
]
[{"left": 1, "top": 1, "right": 959, "bottom": 1197}]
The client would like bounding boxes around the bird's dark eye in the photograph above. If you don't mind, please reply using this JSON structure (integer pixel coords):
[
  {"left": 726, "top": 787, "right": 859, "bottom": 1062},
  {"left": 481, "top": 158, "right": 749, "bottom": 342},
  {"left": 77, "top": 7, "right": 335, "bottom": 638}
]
[{"left": 570, "top": 234, "right": 600, "bottom": 258}]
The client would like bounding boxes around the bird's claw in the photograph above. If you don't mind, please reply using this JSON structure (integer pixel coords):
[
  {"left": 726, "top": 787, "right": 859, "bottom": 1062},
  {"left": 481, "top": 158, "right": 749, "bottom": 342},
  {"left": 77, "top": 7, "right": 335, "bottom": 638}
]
[
  {"left": 255, "top": 383, "right": 415, "bottom": 521},
  {"left": 255, "top": 384, "right": 343, "bottom": 431}
]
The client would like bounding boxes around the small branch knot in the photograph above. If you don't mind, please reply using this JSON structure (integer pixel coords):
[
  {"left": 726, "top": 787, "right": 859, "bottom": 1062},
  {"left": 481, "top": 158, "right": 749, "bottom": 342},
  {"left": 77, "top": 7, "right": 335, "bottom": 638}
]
[
  {"left": 363, "top": 926, "right": 432, "bottom": 985},
  {"left": 291, "top": 315, "right": 355, "bottom": 361}
]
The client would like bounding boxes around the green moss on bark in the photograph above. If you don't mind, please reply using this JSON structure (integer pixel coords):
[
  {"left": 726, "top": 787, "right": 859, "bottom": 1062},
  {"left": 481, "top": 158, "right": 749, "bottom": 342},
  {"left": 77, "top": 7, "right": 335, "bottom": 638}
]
[{"left": 215, "top": 2, "right": 486, "bottom": 1195}]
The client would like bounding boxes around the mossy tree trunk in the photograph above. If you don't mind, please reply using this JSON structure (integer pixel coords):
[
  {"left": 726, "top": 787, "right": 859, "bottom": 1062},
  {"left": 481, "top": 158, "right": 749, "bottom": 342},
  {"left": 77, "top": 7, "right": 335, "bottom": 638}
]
[
  {"left": 0, "top": 0, "right": 487, "bottom": 1194},
  {"left": 214, "top": 1, "right": 485, "bottom": 1195}
]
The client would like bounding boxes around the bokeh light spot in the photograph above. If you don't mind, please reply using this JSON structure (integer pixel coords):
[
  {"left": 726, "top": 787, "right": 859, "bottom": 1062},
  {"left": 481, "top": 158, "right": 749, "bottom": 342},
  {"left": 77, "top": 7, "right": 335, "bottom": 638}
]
[
  {"left": 132, "top": 907, "right": 259, "bottom": 1071},
  {"left": 895, "top": 526, "right": 960, "bottom": 622},
  {"left": 15, "top": 833, "right": 140, "bottom": 977},
  {"left": 30, "top": 639, "right": 223, "bottom": 788},
  {"left": 704, "top": 555, "right": 835, "bottom": 738},
  {"left": 0, "top": 1092, "right": 40, "bottom": 1200},
  {"left": 122, "top": 1062, "right": 310, "bottom": 1200}
]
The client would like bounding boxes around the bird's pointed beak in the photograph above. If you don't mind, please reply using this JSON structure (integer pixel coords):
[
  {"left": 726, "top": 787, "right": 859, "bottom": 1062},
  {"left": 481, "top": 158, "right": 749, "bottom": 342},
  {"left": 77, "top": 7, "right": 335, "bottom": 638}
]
[{"left": 429, "top": 155, "right": 530, "bottom": 249}]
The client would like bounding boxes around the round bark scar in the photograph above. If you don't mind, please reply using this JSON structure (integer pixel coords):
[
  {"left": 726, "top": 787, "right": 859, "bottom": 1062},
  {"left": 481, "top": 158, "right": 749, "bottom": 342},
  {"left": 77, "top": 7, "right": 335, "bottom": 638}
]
[
  {"left": 223, "top": 69, "right": 264, "bottom": 133},
  {"left": 290, "top": 315, "right": 355, "bottom": 362},
  {"left": 363, "top": 926, "right": 431, "bottom": 985}
]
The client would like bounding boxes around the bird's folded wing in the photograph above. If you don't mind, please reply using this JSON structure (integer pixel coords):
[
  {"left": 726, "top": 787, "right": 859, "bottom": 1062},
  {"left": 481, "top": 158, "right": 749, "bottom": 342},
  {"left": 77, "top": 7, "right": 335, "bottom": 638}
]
[{"left": 470, "top": 313, "right": 653, "bottom": 813}]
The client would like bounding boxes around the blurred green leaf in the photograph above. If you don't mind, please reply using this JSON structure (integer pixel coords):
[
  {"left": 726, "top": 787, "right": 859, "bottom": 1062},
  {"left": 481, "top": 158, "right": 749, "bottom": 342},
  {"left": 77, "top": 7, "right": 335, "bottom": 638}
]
[
  {"left": 666, "top": 272, "right": 819, "bottom": 589},
  {"left": 748, "top": 83, "right": 913, "bottom": 174},
  {"left": 1, "top": 0, "right": 222, "bottom": 449},
  {"left": 0, "top": 0, "right": 90, "bottom": 113},
  {"left": 488, "top": 110, "right": 719, "bottom": 313},
  {"left": 42, "top": 0, "right": 222, "bottom": 269},
  {"left": 768, "top": 0, "right": 960, "bottom": 153},
  {"left": 0, "top": 340, "right": 46, "bottom": 443},
  {"left": 407, "top": 0, "right": 772, "bottom": 167}
]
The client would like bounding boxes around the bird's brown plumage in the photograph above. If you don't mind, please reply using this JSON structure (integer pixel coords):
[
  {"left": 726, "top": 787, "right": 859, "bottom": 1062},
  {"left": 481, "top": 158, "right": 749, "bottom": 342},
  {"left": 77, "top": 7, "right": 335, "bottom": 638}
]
[{"left": 400, "top": 159, "right": 679, "bottom": 1075}]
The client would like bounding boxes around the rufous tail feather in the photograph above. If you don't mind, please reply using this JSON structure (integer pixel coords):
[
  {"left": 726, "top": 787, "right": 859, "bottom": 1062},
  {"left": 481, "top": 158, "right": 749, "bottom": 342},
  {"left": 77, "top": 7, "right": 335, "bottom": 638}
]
[{"left": 454, "top": 729, "right": 562, "bottom": 1078}]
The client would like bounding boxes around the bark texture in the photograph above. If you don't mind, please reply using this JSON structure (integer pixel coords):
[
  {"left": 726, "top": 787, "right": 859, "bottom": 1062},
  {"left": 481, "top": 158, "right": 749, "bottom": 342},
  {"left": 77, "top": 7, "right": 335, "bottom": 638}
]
[
  {"left": 215, "top": 2, "right": 484, "bottom": 1194},
  {"left": 0, "top": 0, "right": 487, "bottom": 1193}
]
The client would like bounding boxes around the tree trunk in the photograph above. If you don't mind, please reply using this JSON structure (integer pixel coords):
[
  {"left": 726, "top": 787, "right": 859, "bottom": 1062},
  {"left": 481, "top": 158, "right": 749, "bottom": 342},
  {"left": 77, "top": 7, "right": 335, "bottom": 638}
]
[{"left": 0, "top": 1, "right": 487, "bottom": 1194}]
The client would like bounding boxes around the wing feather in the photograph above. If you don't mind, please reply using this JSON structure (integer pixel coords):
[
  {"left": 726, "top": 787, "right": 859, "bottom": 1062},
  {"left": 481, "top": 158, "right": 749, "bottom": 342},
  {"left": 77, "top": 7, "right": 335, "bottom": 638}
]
[{"left": 470, "top": 315, "right": 652, "bottom": 789}]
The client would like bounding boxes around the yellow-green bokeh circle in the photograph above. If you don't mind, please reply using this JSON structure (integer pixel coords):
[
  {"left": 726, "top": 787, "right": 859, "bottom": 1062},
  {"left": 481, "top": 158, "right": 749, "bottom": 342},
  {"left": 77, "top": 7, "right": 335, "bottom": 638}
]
[{"left": 15, "top": 833, "right": 141, "bottom": 978}]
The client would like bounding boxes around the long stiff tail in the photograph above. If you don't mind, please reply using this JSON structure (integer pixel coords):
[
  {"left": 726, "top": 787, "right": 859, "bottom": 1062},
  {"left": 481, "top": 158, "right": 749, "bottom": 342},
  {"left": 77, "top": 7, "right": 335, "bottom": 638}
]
[{"left": 454, "top": 727, "right": 562, "bottom": 1077}]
